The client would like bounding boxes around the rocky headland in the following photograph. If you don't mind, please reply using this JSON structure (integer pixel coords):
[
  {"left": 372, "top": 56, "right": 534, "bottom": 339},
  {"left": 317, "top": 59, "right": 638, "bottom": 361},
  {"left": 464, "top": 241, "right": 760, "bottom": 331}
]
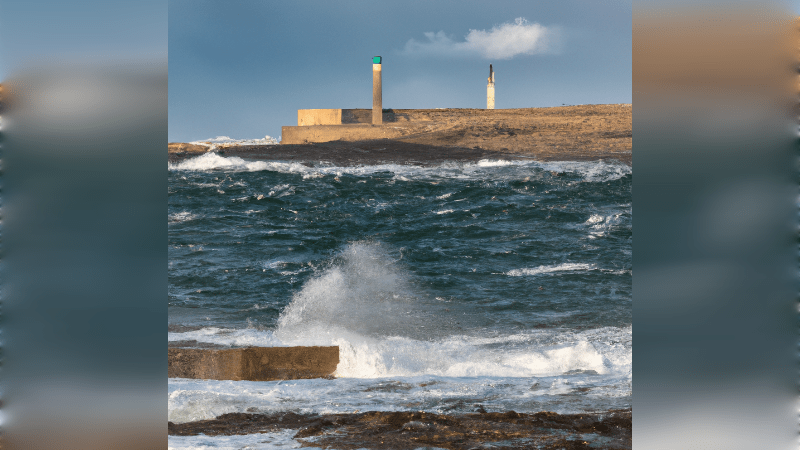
[{"left": 169, "top": 104, "right": 631, "bottom": 166}]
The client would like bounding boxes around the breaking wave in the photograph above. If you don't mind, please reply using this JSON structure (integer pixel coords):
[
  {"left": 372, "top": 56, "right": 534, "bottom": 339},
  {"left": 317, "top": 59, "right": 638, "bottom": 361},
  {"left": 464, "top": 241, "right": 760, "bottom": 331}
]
[
  {"left": 170, "top": 242, "right": 629, "bottom": 380},
  {"left": 506, "top": 263, "right": 596, "bottom": 277},
  {"left": 191, "top": 135, "right": 280, "bottom": 147},
  {"left": 170, "top": 153, "right": 631, "bottom": 183}
]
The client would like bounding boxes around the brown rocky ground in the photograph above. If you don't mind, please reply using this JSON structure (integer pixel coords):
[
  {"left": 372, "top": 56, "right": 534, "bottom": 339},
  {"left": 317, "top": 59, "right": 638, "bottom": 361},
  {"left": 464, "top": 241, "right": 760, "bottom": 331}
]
[
  {"left": 168, "top": 142, "right": 208, "bottom": 154},
  {"left": 169, "top": 409, "right": 631, "bottom": 450},
  {"left": 169, "top": 104, "right": 631, "bottom": 166}
]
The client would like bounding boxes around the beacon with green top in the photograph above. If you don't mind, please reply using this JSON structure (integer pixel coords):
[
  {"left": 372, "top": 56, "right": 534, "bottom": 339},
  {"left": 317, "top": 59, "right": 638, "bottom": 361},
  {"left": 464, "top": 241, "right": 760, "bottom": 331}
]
[{"left": 372, "top": 56, "right": 382, "bottom": 124}]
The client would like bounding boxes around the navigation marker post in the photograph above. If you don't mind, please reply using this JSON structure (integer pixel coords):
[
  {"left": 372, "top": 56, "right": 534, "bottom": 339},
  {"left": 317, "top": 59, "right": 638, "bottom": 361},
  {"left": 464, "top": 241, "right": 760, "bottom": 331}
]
[{"left": 373, "top": 56, "right": 382, "bottom": 124}]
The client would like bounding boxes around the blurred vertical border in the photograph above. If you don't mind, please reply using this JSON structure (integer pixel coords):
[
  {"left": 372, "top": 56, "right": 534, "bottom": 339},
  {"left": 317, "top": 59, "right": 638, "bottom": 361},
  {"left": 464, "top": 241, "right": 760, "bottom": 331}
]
[
  {"left": 633, "top": 1, "right": 797, "bottom": 449},
  {"left": 0, "top": 1, "right": 167, "bottom": 449}
]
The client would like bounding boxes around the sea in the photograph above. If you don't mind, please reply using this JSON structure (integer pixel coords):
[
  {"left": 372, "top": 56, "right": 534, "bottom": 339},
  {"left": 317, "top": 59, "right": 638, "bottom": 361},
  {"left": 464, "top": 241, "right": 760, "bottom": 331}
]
[{"left": 167, "top": 146, "right": 632, "bottom": 449}]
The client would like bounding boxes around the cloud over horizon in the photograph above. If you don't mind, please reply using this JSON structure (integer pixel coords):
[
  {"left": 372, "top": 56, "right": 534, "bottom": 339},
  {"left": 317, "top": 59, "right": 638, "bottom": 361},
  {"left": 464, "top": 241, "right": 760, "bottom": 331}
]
[{"left": 402, "top": 18, "right": 561, "bottom": 60}]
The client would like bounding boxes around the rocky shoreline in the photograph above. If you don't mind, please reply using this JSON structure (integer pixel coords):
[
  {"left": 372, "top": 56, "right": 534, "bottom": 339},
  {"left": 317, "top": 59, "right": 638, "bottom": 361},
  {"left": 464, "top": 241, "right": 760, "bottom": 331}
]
[{"left": 169, "top": 409, "right": 632, "bottom": 449}]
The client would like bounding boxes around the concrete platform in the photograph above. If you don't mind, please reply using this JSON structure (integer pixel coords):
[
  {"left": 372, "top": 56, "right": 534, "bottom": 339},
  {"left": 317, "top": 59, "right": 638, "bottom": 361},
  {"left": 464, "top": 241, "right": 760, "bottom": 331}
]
[
  {"left": 281, "top": 124, "right": 422, "bottom": 145},
  {"left": 286, "top": 109, "right": 427, "bottom": 144},
  {"left": 168, "top": 346, "right": 339, "bottom": 381},
  {"left": 297, "top": 109, "right": 403, "bottom": 126}
]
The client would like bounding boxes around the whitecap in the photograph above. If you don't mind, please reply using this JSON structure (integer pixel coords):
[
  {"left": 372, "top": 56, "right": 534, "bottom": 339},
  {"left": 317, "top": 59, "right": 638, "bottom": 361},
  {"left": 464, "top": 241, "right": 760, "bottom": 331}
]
[
  {"left": 169, "top": 211, "right": 197, "bottom": 223},
  {"left": 506, "top": 263, "right": 595, "bottom": 277},
  {"left": 192, "top": 135, "right": 279, "bottom": 146},
  {"left": 170, "top": 154, "right": 631, "bottom": 183}
]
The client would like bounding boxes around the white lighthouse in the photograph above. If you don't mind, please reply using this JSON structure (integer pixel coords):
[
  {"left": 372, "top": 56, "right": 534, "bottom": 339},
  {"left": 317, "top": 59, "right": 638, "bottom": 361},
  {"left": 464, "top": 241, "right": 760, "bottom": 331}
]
[{"left": 487, "top": 64, "right": 495, "bottom": 109}]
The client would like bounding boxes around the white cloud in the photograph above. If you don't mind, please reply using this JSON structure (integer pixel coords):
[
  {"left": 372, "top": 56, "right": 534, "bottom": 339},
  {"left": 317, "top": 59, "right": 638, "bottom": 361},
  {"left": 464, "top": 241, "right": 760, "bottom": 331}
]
[{"left": 402, "top": 18, "right": 561, "bottom": 60}]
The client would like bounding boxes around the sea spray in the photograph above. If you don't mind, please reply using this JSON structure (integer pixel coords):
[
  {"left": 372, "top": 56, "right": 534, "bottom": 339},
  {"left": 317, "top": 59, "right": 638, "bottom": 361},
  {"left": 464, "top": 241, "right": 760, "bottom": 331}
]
[
  {"left": 266, "top": 242, "right": 625, "bottom": 379},
  {"left": 275, "top": 241, "right": 450, "bottom": 343}
]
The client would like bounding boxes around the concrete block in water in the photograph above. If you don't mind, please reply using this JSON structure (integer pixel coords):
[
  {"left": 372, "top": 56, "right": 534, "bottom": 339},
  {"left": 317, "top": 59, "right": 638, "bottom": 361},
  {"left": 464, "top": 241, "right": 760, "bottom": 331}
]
[{"left": 168, "top": 346, "right": 339, "bottom": 381}]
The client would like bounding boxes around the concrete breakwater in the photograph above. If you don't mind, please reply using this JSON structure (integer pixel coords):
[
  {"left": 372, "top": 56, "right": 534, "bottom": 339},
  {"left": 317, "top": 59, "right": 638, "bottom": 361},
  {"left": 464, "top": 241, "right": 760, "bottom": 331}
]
[{"left": 168, "top": 346, "right": 339, "bottom": 381}]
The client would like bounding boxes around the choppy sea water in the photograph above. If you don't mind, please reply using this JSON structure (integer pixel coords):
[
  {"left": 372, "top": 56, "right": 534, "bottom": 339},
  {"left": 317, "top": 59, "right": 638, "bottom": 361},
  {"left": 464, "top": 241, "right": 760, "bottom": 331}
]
[{"left": 167, "top": 152, "right": 631, "bottom": 449}]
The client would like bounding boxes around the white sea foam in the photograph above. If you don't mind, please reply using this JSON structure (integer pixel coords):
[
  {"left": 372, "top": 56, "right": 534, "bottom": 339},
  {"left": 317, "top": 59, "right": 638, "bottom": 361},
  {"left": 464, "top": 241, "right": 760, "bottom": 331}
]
[
  {"left": 170, "top": 154, "right": 631, "bottom": 183},
  {"left": 169, "top": 430, "right": 300, "bottom": 450},
  {"left": 584, "top": 212, "right": 628, "bottom": 239},
  {"left": 168, "top": 327, "right": 283, "bottom": 347},
  {"left": 506, "top": 263, "right": 596, "bottom": 276},
  {"left": 585, "top": 213, "right": 625, "bottom": 227},
  {"left": 268, "top": 184, "right": 294, "bottom": 197},
  {"left": 169, "top": 211, "right": 197, "bottom": 223},
  {"left": 192, "top": 135, "right": 280, "bottom": 147},
  {"left": 585, "top": 214, "right": 605, "bottom": 225},
  {"left": 168, "top": 325, "right": 631, "bottom": 423},
  {"left": 536, "top": 160, "right": 632, "bottom": 182},
  {"left": 263, "top": 260, "right": 285, "bottom": 270},
  {"left": 169, "top": 152, "right": 309, "bottom": 173},
  {"left": 474, "top": 159, "right": 517, "bottom": 167},
  {"left": 327, "top": 330, "right": 617, "bottom": 379}
]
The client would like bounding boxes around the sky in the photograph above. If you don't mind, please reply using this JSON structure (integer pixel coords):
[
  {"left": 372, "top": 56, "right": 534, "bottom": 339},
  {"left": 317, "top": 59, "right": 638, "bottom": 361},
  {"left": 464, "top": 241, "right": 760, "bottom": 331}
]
[
  {"left": 168, "top": 0, "right": 632, "bottom": 142},
  {"left": 0, "top": 0, "right": 167, "bottom": 80}
]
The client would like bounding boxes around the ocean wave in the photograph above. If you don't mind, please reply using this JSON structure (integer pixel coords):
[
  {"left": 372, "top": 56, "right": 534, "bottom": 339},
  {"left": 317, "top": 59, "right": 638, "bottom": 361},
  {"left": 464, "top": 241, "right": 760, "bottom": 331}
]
[
  {"left": 168, "top": 323, "right": 629, "bottom": 380},
  {"left": 191, "top": 135, "right": 280, "bottom": 147},
  {"left": 169, "top": 211, "right": 198, "bottom": 223},
  {"left": 584, "top": 213, "right": 627, "bottom": 239},
  {"left": 585, "top": 213, "right": 625, "bottom": 228},
  {"left": 328, "top": 329, "right": 624, "bottom": 379},
  {"left": 168, "top": 152, "right": 308, "bottom": 172},
  {"left": 536, "top": 160, "right": 632, "bottom": 182},
  {"left": 506, "top": 263, "right": 596, "bottom": 276},
  {"left": 169, "top": 154, "right": 631, "bottom": 182},
  {"left": 167, "top": 325, "right": 631, "bottom": 423},
  {"left": 169, "top": 430, "right": 297, "bottom": 450},
  {"left": 168, "top": 327, "right": 283, "bottom": 347}
]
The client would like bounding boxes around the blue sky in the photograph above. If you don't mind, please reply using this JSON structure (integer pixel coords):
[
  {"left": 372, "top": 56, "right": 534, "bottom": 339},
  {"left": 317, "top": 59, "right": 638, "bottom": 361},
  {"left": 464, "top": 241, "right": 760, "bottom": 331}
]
[
  {"left": 168, "top": 0, "right": 631, "bottom": 142},
  {"left": 0, "top": 0, "right": 166, "bottom": 80}
]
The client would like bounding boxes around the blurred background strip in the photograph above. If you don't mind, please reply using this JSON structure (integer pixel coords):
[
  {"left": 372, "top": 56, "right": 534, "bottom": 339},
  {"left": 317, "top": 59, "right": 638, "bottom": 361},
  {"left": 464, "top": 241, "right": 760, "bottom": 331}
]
[
  {"left": 633, "top": 2, "right": 797, "bottom": 449},
  {"left": 0, "top": 1, "right": 167, "bottom": 449}
]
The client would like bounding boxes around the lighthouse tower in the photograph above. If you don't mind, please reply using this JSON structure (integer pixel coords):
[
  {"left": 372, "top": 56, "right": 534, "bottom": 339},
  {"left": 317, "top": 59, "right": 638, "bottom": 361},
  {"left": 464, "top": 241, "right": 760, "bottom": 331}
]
[{"left": 487, "top": 64, "right": 495, "bottom": 109}]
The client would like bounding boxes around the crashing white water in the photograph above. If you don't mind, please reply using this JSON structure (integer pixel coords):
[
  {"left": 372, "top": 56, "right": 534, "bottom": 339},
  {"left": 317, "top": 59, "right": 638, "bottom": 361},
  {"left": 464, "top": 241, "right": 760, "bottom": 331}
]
[
  {"left": 188, "top": 135, "right": 280, "bottom": 150},
  {"left": 168, "top": 242, "right": 631, "bottom": 424},
  {"left": 169, "top": 153, "right": 631, "bottom": 183}
]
